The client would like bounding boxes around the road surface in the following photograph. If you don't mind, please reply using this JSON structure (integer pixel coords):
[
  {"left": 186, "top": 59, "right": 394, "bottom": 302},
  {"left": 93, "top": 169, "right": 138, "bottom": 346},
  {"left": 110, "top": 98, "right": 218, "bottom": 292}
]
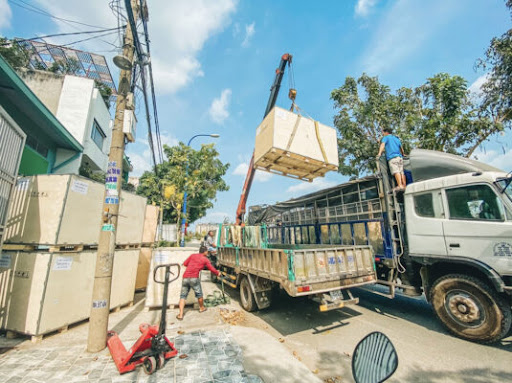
[{"left": 223, "top": 283, "right": 512, "bottom": 383}]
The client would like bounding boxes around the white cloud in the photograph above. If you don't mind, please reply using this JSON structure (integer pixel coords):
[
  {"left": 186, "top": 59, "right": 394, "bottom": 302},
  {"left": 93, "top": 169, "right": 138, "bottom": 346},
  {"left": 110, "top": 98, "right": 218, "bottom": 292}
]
[
  {"left": 286, "top": 178, "right": 336, "bottom": 195},
  {"left": 127, "top": 133, "right": 178, "bottom": 176},
  {"left": 209, "top": 89, "right": 232, "bottom": 124},
  {"left": 233, "top": 162, "right": 273, "bottom": 182},
  {"left": 355, "top": 0, "right": 377, "bottom": 17},
  {"left": 469, "top": 74, "right": 489, "bottom": 98},
  {"left": 0, "top": 0, "right": 12, "bottom": 29},
  {"left": 241, "top": 22, "right": 255, "bottom": 47},
  {"left": 33, "top": 0, "right": 237, "bottom": 95},
  {"left": 472, "top": 147, "right": 511, "bottom": 171},
  {"left": 199, "top": 211, "right": 230, "bottom": 223},
  {"left": 360, "top": 0, "right": 459, "bottom": 74}
]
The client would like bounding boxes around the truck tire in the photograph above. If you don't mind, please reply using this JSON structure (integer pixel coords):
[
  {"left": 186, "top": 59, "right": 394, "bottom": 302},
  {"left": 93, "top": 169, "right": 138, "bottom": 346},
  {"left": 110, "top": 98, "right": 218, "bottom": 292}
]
[
  {"left": 429, "top": 274, "right": 512, "bottom": 343},
  {"left": 240, "top": 276, "right": 257, "bottom": 312}
]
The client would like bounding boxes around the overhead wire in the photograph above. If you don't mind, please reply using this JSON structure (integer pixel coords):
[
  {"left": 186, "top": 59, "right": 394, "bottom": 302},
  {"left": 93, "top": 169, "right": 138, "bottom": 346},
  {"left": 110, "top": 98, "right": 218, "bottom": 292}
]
[
  {"left": 139, "top": 0, "right": 164, "bottom": 164},
  {"left": 124, "top": 0, "right": 159, "bottom": 173},
  {"left": 8, "top": 0, "right": 109, "bottom": 29},
  {"left": 0, "top": 26, "right": 125, "bottom": 46}
]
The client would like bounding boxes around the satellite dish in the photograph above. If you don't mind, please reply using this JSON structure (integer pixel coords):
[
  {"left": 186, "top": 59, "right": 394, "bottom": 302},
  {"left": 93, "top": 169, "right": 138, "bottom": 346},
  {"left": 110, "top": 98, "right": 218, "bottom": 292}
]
[{"left": 113, "top": 54, "right": 132, "bottom": 70}]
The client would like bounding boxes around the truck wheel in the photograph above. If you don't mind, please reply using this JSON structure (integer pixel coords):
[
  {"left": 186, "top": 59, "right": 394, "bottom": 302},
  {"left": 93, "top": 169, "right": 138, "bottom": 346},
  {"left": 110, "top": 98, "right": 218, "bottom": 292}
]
[
  {"left": 430, "top": 274, "right": 512, "bottom": 343},
  {"left": 240, "top": 276, "right": 257, "bottom": 312}
]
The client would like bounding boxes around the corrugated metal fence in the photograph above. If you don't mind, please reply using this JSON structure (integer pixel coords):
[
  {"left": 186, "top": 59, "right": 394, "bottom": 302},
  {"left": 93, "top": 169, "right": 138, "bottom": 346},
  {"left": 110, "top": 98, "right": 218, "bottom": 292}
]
[{"left": 0, "top": 108, "right": 26, "bottom": 249}]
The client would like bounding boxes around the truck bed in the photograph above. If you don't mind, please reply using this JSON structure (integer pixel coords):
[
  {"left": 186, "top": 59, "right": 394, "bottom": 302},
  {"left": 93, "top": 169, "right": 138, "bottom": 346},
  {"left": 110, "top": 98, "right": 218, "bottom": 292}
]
[{"left": 217, "top": 245, "right": 377, "bottom": 297}]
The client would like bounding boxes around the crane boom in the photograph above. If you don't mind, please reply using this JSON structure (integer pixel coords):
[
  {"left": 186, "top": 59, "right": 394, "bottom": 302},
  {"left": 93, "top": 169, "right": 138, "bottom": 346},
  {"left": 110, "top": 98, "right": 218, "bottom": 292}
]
[{"left": 235, "top": 53, "right": 293, "bottom": 225}]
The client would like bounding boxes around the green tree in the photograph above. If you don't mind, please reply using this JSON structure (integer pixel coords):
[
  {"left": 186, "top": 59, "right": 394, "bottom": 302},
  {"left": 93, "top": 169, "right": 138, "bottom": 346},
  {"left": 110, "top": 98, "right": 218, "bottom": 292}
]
[
  {"left": 474, "top": 0, "right": 512, "bottom": 151},
  {"left": 137, "top": 143, "right": 229, "bottom": 224},
  {"left": 331, "top": 73, "right": 500, "bottom": 177},
  {"left": 330, "top": 74, "right": 419, "bottom": 176},
  {"left": 0, "top": 38, "right": 30, "bottom": 69}
]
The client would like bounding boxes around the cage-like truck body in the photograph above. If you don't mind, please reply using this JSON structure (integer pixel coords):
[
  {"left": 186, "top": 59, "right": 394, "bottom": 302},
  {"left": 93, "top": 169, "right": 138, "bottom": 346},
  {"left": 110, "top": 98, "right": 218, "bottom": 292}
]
[{"left": 215, "top": 225, "right": 377, "bottom": 311}]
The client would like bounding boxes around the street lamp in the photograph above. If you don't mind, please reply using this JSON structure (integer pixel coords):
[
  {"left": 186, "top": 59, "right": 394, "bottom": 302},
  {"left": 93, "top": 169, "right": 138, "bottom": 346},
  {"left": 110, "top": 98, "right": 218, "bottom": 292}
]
[{"left": 180, "top": 133, "right": 220, "bottom": 247}]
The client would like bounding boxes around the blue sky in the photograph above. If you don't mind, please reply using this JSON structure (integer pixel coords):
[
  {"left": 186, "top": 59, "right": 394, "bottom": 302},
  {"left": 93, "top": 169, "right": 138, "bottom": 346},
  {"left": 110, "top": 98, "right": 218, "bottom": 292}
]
[{"left": 0, "top": 0, "right": 510, "bottom": 225}]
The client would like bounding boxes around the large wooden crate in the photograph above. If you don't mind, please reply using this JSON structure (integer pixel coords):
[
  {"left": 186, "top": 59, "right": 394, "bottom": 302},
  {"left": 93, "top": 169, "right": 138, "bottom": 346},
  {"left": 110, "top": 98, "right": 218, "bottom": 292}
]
[
  {"left": 135, "top": 247, "right": 152, "bottom": 290},
  {"left": 141, "top": 205, "right": 159, "bottom": 244},
  {"left": 254, "top": 106, "right": 338, "bottom": 182},
  {"left": 4, "top": 174, "right": 146, "bottom": 245},
  {"left": 145, "top": 248, "right": 199, "bottom": 309},
  {"left": 0, "top": 249, "right": 138, "bottom": 337}
]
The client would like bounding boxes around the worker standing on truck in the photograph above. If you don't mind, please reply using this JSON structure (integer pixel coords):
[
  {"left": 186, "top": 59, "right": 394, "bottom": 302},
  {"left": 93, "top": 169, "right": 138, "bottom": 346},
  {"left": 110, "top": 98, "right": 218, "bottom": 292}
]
[
  {"left": 176, "top": 245, "right": 220, "bottom": 320},
  {"left": 377, "top": 128, "right": 406, "bottom": 191}
]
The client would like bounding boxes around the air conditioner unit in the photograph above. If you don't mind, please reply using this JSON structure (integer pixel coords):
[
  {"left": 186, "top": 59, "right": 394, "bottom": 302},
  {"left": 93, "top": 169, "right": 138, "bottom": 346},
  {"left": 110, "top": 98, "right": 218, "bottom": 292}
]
[{"left": 123, "top": 110, "right": 137, "bottom": 142}]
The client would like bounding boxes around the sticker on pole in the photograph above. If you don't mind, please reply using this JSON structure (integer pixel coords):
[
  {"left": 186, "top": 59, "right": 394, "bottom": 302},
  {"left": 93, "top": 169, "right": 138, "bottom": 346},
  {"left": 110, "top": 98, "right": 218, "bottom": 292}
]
[
  {"left": 105, "top": 196, "right": 119, "bottom": 204},
  {"left": 102, "top": 224, "right": 115, "bottom": 232},
  {"left": 105, "top": 182, "right": 117, "bottom": 190},
  {"left": 92, "top": 300, "right": 107, "bottom": 309},
  {"left": 71, "top": 180, "right": 89, "bottom": 195},
  {"left": 0, "top": 253, "right": 11, "bottom": 268},
  {"left": 53, "top": 256, "right": 73, "bottom": 270},
  {"left": 108, "top": 161, "right": 117, "bottom": 168},
  {"left": 105, "top": 176, "right": 118, "bottom": 183},
  {"left": 107, "top": 167, "right": 121, "bottom": 175}
]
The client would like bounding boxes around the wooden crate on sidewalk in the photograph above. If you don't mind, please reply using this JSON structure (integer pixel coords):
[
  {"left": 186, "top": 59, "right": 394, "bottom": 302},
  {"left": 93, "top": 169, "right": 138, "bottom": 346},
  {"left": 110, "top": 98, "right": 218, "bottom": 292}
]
[
  {"left": 0, "top": 249, "right": 138, "bottom": 340},
  {"left": 4, "top": 174, "right": 147, "bottom": 246},
  {"left": 141, "top": 205, "right": 159, "bottom": 246},
  {"left": 145, "top": 248, "right": 199, "bottom": 309}
]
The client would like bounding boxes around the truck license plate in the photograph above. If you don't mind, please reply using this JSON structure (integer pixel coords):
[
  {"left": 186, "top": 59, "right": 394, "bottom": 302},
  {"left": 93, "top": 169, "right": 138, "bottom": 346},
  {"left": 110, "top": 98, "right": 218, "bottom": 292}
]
[{"left": 330, "top": 289, "right": 343, "bottom": 301}]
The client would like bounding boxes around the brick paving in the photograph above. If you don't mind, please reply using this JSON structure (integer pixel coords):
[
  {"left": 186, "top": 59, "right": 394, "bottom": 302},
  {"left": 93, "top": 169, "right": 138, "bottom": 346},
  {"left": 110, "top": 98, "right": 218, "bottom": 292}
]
[{"left": 0, "top": 330, "right": 263, "bottom": 383}]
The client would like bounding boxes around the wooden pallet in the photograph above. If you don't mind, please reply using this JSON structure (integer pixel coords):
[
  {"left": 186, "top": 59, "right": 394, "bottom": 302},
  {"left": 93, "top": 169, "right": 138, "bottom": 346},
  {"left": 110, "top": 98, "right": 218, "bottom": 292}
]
[
  {"left": 3, "top": 300, "right": 134, "bottom": 343},
  {"left": 115, "top": 243, "right": 142, "bottom": 250},
  {"left": 141, "top": 242, "right": 156, "bottom": 248},
  {"left": 2, "top": 243, "right": 98, "bottom": 253},
  {"left": 255, "top": 147, "right": 338, "bottom": 182}
]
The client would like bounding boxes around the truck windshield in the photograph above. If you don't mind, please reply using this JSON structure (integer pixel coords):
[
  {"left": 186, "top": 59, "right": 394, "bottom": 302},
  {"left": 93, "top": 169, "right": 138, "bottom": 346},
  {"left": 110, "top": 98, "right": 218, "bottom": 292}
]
[{"left": 496, "top": 178, "right": 512, "bottom": 202}]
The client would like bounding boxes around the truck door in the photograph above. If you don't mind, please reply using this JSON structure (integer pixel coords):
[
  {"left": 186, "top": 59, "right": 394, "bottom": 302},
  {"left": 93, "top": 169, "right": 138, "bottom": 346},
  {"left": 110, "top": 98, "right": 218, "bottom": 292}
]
[
  {"left": 405, "top": 190, "right": 447, "bottom": 256},
  {"left": 442, "top": 183, "right": 512, "bottom": 275}
]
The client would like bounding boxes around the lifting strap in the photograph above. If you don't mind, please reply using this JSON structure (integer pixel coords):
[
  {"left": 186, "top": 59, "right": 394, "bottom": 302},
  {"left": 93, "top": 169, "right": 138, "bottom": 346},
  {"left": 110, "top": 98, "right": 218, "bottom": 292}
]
[
  {"left": 285, "top": 113, "right": 302, "bottom": 152},
  {"left": 314, "top": 120, "right": 328, "bottom": 163}
]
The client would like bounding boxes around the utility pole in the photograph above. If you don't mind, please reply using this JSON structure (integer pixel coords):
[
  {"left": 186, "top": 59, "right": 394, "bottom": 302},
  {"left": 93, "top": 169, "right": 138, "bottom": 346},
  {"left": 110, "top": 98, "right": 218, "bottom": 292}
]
[{"left": 87, "top": 0, "right": 139, "bottom": 353}]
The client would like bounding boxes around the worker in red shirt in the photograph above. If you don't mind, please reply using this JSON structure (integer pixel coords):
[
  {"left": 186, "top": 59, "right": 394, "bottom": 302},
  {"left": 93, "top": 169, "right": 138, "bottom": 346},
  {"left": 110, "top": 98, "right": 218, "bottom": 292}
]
[{"left": 176, "top": 245, "right": 220, "bottom": 320}]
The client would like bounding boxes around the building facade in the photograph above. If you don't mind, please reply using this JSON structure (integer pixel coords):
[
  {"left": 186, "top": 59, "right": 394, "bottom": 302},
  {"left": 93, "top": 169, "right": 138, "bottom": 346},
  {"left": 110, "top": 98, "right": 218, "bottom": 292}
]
[{"left": 19, "top": 70, "right": 112, "bottom": 175}]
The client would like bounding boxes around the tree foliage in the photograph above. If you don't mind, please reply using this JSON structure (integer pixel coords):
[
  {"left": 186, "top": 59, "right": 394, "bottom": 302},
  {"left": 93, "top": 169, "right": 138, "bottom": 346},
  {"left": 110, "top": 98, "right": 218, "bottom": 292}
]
[
  {"left": 331, "top": 73, "right": 501, "bottom": 177},
  {"left": 0, "top": 38, "right": 30, "bottom": 69},
  {"left": 475, "top": 0, "right": 512, "bottom": 139},
  {"left": 137, "top": 143, "right": 229, "bottom": 224}
]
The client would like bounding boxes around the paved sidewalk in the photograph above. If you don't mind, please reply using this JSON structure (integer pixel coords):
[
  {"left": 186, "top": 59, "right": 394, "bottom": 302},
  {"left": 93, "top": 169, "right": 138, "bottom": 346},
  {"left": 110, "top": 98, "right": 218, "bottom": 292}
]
[{"left": 0, "top": 277, "right": 322, "bottom": 383}]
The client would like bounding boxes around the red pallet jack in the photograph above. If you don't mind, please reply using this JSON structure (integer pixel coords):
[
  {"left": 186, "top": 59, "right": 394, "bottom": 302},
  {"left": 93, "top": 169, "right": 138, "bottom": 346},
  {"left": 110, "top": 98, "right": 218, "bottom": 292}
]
[{"left": 107, "top": 263, "right": 181, "bottom": 375}]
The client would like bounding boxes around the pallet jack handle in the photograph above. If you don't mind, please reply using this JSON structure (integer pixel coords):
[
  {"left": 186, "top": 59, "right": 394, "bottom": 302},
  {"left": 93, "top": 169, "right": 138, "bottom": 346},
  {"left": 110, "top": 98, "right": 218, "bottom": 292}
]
[{"left": 153, "top": 263, "right": 181, "bottom": 337}]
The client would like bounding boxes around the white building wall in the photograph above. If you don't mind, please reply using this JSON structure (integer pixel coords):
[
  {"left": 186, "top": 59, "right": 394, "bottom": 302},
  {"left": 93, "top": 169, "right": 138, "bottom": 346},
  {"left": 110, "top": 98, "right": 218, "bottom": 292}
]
[
  {"left": 55, "top": 76, "right": 112, "bottom": 173},
  {"left": 53, "top": 149, "right": 81, "bottom": 175},
  {"left": 82, "top": 88, "right": 112, "bottom": 172}
]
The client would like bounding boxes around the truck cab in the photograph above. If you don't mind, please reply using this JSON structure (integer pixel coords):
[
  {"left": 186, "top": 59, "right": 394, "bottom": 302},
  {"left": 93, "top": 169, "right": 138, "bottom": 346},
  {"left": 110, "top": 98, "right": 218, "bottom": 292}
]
[{"left": 402, "top": 170, "right": 512, "bottom": 343}]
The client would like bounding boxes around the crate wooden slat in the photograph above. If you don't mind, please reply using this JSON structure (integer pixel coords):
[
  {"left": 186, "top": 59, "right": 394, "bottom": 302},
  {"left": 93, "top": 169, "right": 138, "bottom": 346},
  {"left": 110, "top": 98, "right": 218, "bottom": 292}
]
[{"left": 254, "top": 107, "right": 338, "bottom": 181}]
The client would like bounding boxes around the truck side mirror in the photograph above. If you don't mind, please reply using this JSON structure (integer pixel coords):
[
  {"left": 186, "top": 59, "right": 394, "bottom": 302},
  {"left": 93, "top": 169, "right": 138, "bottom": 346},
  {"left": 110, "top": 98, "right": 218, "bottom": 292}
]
[{"left": 352, "top": 331, "right": 398, "bottom": 383}]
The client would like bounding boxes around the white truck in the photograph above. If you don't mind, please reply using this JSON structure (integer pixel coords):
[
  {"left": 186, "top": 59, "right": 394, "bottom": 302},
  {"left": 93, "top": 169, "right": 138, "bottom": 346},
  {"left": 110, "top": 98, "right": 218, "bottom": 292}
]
[{"left": 247, "top": 149, "right": 512, "bottom": 343}]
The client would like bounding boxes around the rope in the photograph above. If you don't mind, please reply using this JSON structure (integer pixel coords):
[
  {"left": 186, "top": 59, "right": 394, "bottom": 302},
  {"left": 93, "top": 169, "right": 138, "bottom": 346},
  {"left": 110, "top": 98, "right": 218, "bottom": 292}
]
[{"left": 314, "top": 120, "right": 328, "bottom": 163}]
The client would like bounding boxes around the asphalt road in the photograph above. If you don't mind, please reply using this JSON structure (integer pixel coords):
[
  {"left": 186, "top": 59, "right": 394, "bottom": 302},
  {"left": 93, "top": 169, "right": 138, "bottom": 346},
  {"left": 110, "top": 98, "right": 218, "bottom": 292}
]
[{"left": 224, "top": 284, "right": 512, "bottom": 383}]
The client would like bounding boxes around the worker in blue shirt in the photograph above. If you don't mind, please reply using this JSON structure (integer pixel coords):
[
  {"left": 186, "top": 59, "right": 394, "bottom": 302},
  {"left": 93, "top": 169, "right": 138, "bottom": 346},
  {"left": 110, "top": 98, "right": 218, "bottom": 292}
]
[{"left": 377, "top": 128, "right": 406, "bottom": 191}]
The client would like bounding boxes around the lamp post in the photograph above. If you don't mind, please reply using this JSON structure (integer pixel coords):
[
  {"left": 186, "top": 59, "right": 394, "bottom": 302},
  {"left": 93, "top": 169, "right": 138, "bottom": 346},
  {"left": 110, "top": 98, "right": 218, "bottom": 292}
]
[{"left": 180, "top": 133, "right": 220, "bottom": 247}]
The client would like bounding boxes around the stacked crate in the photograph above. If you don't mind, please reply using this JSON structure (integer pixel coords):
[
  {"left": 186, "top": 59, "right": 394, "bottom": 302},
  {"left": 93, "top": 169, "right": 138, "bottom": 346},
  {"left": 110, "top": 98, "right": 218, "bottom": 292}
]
[
  {"left": 135, "top": 204, "right": 159, "bottom": 291},
  {"left": 0, "top": 174, "right": 146, "bottom": 341}
]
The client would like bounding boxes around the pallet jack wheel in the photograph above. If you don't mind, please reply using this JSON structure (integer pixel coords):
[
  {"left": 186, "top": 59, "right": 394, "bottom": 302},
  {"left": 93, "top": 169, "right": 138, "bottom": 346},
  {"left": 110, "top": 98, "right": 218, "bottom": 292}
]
[
  {"left": 143, "top": 356, "right": 157, "bottom": 375},
  {"left": 156, "top": 353, "right": 165, "bottom": 370}
]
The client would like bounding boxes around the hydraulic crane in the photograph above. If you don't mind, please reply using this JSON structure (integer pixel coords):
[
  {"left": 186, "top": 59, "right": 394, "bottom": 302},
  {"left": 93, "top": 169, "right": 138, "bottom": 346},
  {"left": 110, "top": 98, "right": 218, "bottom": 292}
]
[{"left": 235, "top": 53, "right": 295, "bottom": 225}]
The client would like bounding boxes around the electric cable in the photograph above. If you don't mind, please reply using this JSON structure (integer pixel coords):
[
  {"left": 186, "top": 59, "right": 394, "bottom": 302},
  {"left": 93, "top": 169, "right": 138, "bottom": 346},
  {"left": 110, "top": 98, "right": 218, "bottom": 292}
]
[
  {"left": 9, "top": 0, "right": 109, "bottom": 29},
  {"left": 139, "top": 0, "right": 164, "bottom": 164},
  {"left": 0, "top": 26, "right": 125, "bottom": 46}
]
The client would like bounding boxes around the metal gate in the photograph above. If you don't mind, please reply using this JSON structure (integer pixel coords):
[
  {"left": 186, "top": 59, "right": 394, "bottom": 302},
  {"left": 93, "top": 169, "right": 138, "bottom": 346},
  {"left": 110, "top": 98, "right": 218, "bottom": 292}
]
[{"left": 0, "top": 107, "right": 26, "bottom": 249}]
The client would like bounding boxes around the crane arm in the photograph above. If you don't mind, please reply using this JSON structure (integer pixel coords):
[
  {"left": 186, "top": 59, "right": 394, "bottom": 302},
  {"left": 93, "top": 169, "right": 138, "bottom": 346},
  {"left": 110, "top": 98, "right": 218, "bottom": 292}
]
[{"left": 235, "top": 53, "right": 293, "bottom": 225}]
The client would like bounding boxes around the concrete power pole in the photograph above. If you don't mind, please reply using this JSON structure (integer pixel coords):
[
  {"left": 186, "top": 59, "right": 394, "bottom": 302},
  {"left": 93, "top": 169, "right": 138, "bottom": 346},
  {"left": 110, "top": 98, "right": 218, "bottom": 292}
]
[{"left": 87, "top": 0, "right": 139, "bottom": 353}]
